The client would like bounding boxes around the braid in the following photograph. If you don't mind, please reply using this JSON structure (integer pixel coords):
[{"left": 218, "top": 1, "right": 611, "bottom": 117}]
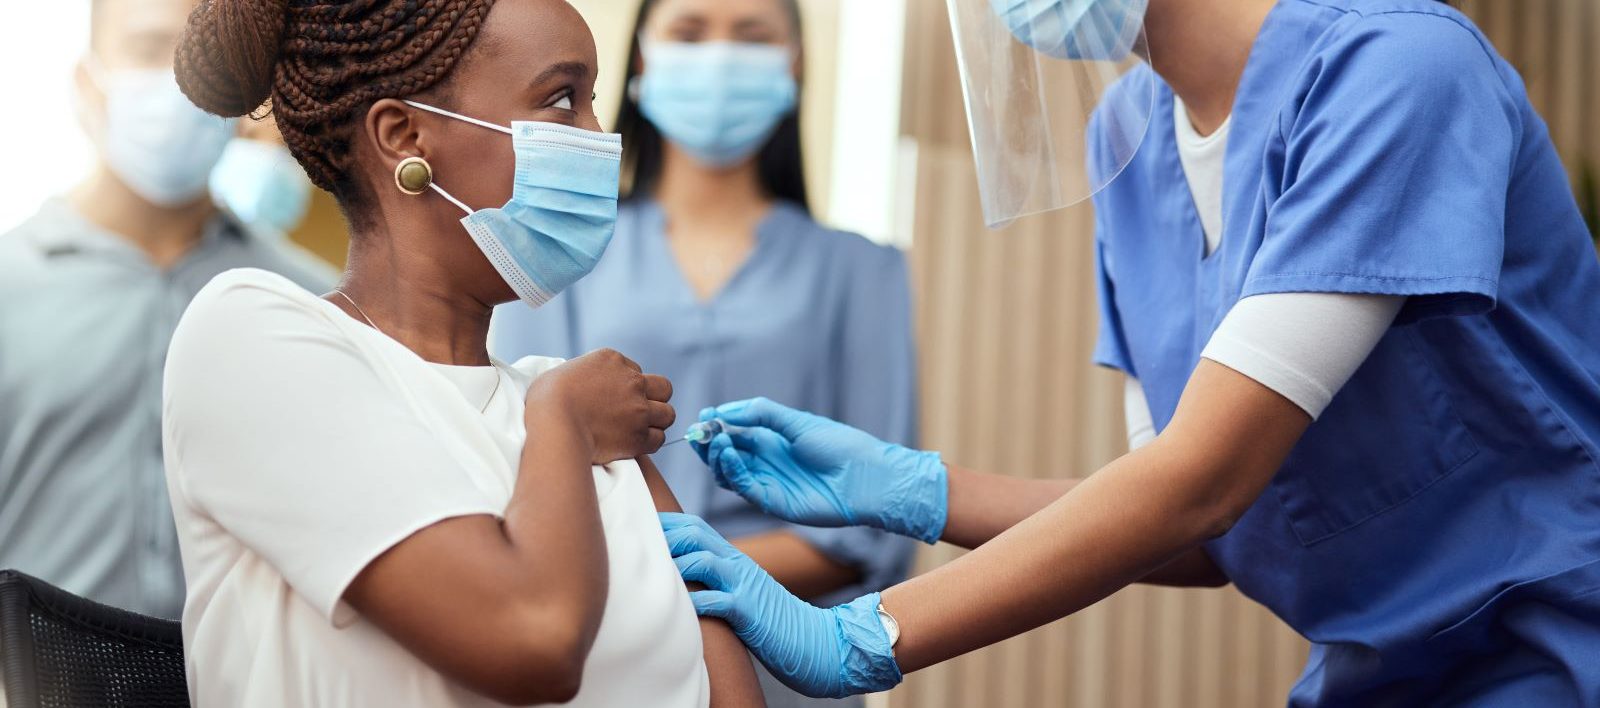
[{"left": 175, "top": 0, "right": 495, "bottom": 197}]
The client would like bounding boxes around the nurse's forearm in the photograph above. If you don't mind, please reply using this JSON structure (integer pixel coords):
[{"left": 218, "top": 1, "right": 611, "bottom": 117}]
[
  {"left": 882, "top": 361, "right": 1309, "bottom": 673},
  {"left": 735, "top": 531, "right": 862, "bottom": 601},
  {"left": 943, "top": 465, "right": 1228, "bottom": 587},
  {"left": 942, "top": 466, "right": 1075, "bottom": 548}
]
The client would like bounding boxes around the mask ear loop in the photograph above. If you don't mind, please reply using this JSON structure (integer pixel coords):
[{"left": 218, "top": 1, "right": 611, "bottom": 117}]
[
  {"left": 429, "top": 182, "right": 474, "bottom": 216},
  {"left": 399, "top": 100, "right": 514, "bottom": 216},
  {"left": 402, "top": 100, "right": 514, "bottom": 136}
]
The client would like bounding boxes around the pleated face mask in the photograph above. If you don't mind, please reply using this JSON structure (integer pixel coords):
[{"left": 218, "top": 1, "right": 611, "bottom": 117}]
[
  {"left": 404, "top": 100, "right": 624, "bottom": 308},
  {"left": 635, "top": 41, "right": 798, "bottom": 168},
  {"left": 88, "top": 63, "right": 236, "bottom": 207}
]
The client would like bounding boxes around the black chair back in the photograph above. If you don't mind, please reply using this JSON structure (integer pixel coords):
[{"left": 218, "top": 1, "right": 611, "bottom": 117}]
[{"left": 0, "top": 570, "right": 188, "bottom": 708}]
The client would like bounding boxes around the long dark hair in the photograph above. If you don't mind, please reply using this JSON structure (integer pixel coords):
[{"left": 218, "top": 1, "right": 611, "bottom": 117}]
[{"left": 614, "top": 0, "right": 810, "bottom": 213}]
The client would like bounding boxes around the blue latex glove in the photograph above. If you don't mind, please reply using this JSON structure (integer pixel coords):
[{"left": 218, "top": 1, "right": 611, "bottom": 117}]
[
  {"left": 691, "top": 398, "right": 948, "bottom": 544},
  {"left": 660, "top": 512, "right": 902, "bottom": 698}
]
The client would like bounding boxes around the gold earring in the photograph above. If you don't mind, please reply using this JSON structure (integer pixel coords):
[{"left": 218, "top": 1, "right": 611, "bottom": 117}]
[{"left": 394, "top": 156, "right": 433, "bottom": 195}]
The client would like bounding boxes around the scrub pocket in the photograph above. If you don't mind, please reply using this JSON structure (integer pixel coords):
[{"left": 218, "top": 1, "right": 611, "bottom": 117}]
[{"left": 1270, "top": 329, "right": 1480, "bottom": 546}]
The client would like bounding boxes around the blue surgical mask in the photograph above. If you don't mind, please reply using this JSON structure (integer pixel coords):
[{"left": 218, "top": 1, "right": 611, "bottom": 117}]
[
  {"left": 210, "top": 139, "right": 313, "bottom": 237},
  {"left": 990, "top": 0, "right": 1149, "bottom": 61},
  {"left": 403, "top": 101, "right": 623, "bottom": 308},
  {"left": 89, "top": 63, "right": 236, "bottom": 207},
  {"left": 636, "top": 42, "right": 798, "bottom": 168}
]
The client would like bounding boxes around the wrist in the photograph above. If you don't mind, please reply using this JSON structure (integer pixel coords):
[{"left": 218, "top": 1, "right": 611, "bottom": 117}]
[
  {"left": 877, "top": 446, "right": 949, "bottom": 544},
  {"left": 830, "top": 593, "right": 904, "bottom": 697},
  {"left": 524, "top": 404, "right": 595, "bottom": 463}
]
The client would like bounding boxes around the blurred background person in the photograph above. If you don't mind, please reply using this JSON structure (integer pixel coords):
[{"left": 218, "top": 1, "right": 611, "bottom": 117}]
[
  {"left": 492, "top": 0, "right": 918, "bottom": 704},
  {"left": 0, "top": 0, "right": 334, "bottom": 619},
  {"left": 210, "top": 114, "right": 315, "bottom": 240}
]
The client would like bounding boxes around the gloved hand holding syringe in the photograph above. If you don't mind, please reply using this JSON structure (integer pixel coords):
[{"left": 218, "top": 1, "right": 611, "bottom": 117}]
[{"left": 673, "top": 399, "right": 948, "bottom": 542}]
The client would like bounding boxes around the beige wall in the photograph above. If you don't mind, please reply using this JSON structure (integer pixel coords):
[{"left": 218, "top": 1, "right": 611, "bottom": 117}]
[
  {"left": 1457, "top": 0, "right": 1600, "bottom": 229},
  {"left": 889, "top": 1, "right": 1599, "bottom": 706}
]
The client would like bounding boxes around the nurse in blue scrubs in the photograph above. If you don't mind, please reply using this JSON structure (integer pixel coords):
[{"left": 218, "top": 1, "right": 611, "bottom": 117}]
[
  {"left": 492, "top": 1, "right": 917, "bottom": 705},
  {"left": 652, "top": 0, "right": 1600, "bottom": 704}
]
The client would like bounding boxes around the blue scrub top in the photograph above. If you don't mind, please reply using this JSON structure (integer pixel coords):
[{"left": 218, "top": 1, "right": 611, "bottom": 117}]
[
  {"left": 1090, "top": 0, "right": 1600, "bottom": 704},
  {"left": 493, "top": 200, "right": 919, "bottom": 605}
]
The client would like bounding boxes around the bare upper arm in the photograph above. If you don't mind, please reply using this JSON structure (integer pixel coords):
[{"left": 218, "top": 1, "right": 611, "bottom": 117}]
[
  {"left": 636, "top": 456, "right": 766, "bottom": 707},
  {"left": 640, "top": 455, "right": 685, "bottom": 513},
  {"left": 1158, "top": 359, "right": 1313, "bottom": 536}
]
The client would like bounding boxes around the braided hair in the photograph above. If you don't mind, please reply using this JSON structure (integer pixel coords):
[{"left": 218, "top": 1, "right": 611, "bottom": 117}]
[{"left": 175, "top": 0, "right": 495, "bottom": 212}]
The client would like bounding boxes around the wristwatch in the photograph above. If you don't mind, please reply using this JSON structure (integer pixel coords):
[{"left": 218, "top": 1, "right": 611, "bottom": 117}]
[{"left": 876, "top": 603, "right": 901, "bottom": 650}]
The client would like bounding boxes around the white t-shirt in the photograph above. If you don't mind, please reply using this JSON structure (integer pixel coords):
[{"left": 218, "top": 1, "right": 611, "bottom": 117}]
[
  {"left": 1173, "top": 95, "right": 1232, "bottom": 256},
  {"left": 1121, "top": 101, "right": 1407, "bottom": 446},
  {"left": 161, "top": 268, "right": 709, "bottom": 708}
]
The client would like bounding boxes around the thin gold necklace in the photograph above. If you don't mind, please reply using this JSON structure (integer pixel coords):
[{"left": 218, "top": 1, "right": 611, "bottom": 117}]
[{"left": 334, "top": 290, "right": 501, "bottom": 414}]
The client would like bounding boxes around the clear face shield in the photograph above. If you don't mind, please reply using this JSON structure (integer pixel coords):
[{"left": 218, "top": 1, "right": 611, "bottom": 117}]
[{"left": 947, "top": 0, "right": 1156, "bottom": 228}]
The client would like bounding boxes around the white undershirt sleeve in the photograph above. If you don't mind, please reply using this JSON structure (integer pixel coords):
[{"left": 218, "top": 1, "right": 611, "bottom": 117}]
[
  {"left": 1124, "top": 377, "right": 1158, "bottom": 451},
  {"left": 1201, "top": 292, "right": 1406, "bottom": 420}
]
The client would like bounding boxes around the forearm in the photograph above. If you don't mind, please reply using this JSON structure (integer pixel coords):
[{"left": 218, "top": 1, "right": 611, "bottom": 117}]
[
  {"left": 884, "top": 362, "right": 1306, "bottom": 673},
  {"left": 886, "top": 444, "right": 1223, "bottom": 672},
  {"left": 501, "top": 408, "right": 609, "bottom": 650},
  {"left": 735, "top": 531, "right": 861, "bottom": 601},
  {"left": 941, "top": 465, "right": 1074, "bottom": 549},
  {"left": 943, "top": 464, "right": 1227, "bottom": 587},
  {"left": 344, "top": 410, "right": 610, "bottom": 704}
]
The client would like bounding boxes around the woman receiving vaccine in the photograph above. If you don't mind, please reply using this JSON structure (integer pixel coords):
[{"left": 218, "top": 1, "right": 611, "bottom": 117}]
[{"left": 493, "top": 1, "right": 918, "bottom": 705}]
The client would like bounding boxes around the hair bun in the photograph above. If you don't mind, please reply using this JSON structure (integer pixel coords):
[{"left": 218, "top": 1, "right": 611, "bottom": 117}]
[{"left": 175, "top": 0, "right": 291, "bottom": 118}]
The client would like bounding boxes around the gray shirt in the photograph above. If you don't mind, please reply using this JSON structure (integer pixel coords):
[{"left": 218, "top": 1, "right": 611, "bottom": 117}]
[{"left": 0, "top": 198, "right": 336, "bottom": 618}]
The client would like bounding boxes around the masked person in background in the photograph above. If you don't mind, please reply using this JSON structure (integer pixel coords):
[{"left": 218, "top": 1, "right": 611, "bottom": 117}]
[
  {"left": 0, "top": 0, "right": 334, "bottom": 619},
  {"left": 210, "top": 114, "right": 314, "bottom": 239},
  {"left": 492, "top": 3, "right": 918, "bottom": 704}
]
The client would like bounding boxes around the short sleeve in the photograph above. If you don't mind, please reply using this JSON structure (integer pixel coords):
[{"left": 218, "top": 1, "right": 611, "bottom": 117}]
[
  {"left": 1092, "top": 235, "right": 1137, "bottom": 376},
  {"left": 1245, "top": 13, "right": 1519, "bottom": 324},
  {"left": 164, "top": 275, "right": 501, "bottom": 625}
]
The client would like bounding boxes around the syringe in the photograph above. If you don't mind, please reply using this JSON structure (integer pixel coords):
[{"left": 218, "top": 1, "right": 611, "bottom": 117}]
[{"left": 662, "top": 419, "right": 727, "bottom": 447}]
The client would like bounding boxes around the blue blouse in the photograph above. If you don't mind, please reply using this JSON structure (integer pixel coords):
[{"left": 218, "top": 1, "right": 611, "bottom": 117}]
[{"left": 492, "top": 199, "right": 919, "bottom": 603}]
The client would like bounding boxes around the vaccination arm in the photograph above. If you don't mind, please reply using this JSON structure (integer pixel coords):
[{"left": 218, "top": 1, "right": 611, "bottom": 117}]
[
  {"left": 934, "top": 288, "right": 1400, "bottom": 588},
  {"left": 696, "top": 390, "right": 1227, "bottom": 588},
  {"left": 940, "top": 464, "right": 1228, "bottom": 588},
  {"left": 640, "top": 456, "right": 767, "bottom": 707},
  {"left": 345, "top": 351, "right": 673, "bottom": 706},
  {"left": 678, "top": 362, "right": 1306, "bottom": 695},
  {"left": 888, "top": 360, "right": 1308, "bottom": 671}
]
